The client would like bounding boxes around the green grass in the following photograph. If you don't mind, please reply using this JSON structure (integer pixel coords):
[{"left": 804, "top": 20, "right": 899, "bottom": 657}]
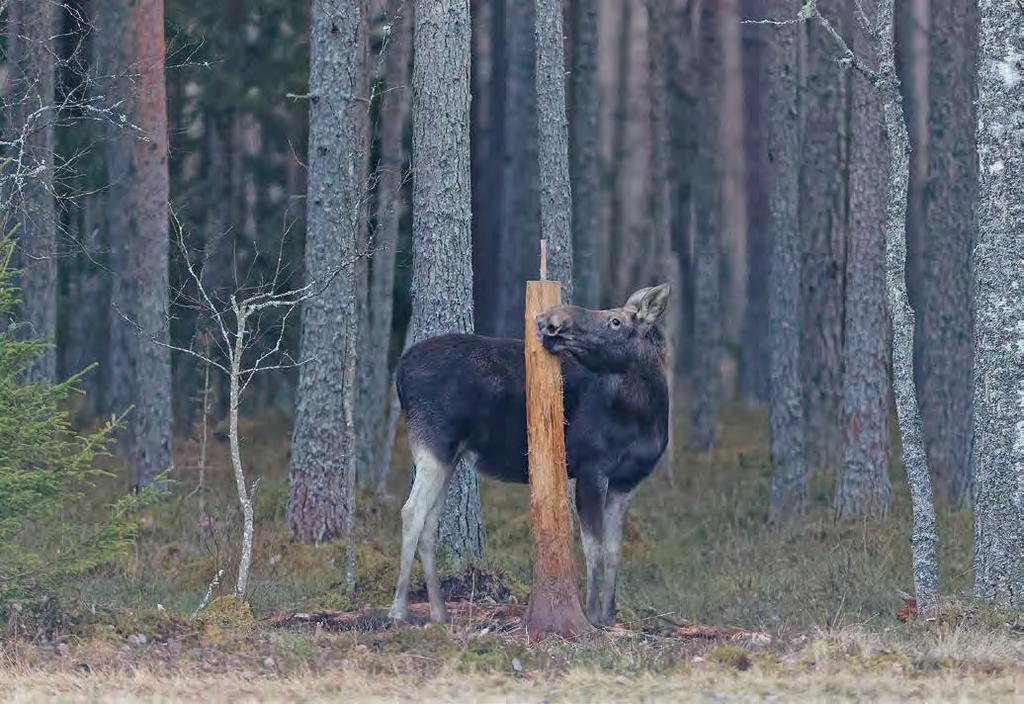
[{"left": 56, "top": 402, "right": 976, "bottom": 632}]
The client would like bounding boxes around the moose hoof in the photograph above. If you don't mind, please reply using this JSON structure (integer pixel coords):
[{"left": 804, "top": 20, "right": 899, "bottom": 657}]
[
  {"left": 429, "top": 605, "right": 449, "bottom": 624},
  {"left": 388, "top": 604, "right": 409, "bottom": 623}
]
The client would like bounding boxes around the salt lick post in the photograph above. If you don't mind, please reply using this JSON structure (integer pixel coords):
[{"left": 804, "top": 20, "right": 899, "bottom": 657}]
[{"left": 522, "top": 241, "right": 593, "bottom": 641}]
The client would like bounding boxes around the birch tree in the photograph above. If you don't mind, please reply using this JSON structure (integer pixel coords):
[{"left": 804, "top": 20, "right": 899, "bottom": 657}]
[
  {"left": 972, "top": 0, "right": 1024, "bottom": 606},
  {"left": 409, "top": 0, "right": 484, "bottom": 561}
]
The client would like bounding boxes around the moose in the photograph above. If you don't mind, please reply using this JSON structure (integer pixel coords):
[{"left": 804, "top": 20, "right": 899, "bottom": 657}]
[{"left": 389, "top": 284, "right": 671, "bottom": 627}]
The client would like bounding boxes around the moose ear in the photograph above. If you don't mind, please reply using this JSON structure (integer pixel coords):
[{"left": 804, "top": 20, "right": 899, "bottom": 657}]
[{"left": 624, "top": 283, "right": 671, "bottom": 325}]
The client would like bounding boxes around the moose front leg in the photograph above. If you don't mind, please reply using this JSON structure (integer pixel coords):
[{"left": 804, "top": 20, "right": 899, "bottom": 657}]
[
  {"left": 575, "top": 475, "right": 608, "bottom": 626},
  {"left": 598, "top": 489, "right": 632, "bottom": 627}
]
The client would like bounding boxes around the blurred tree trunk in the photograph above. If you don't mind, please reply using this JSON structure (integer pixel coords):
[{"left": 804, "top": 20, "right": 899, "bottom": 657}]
[
  {"left": 920, "top": 0, "right": 977, "bottom": 507},
  {"left": 665, "top": 0, "right": 695, "bottom": 379},
  {"left": 94, "top": 0, "right": 173, "bottom": 488},
  {"left": 834, "top": 4, "right": 891, "bottom": 520},
  {"left": 739, "top": 1, "right": 769, "bottom": 406},
  {"left": 472, "top": 0, "right": 501, "bottom": 334},
  {"left": 355, "top": 0, "right": 412, "bottom": 489},
  {"left": 534, "top": 0, "right": 573, "bottom": 295},
  {"left": 800, "top": 3, "right": 847, "bottom": 473},
  {"left": 288, "top": 0, "right": 368, "bottom": 543},
  {"left": 764, "top": 1, "right": 806, "bottom": 520},
  {"left": 4, "top": 0, "right": 57, "bottom": 383},
  {"left": 717, "top": 0, "right": 747, "bottom": 374},
  {"left": 569, "top": 0, "right": 601, "bottom": 309},
  {"left": 409, "top": 0, "right": 485, "bottom": 561},
  {"left": 607, "top": 0, "right": 632, "bottom": 300},
  {"left": 497, "top": 0, "right": 539, "bottom": 336},
  {"left": 687, "top": 0, "right": 722, "bottom": 452},
  {"left": 972, "top": 0, "right": 1024, "bottom": 606}
]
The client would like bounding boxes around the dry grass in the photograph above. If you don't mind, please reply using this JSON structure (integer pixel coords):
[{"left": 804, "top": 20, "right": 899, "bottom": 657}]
[{"left": 5, "top": 404, "right": 1023, "bottom": 701}]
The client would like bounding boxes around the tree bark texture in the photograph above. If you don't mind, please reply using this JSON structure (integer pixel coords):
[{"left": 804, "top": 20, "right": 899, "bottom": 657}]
[
  {"left": 875, "top": 0, "right": 940, "bottom": 615},
  {"left": 739, "top": 1, "right": 770, "bottom": 406},
  {"left": 764, "top": 3, "right": 806, "bottom": 520},
  {"left": 288, "top": 0, "right": 368, "bottom": 543},
  {"left": 409, "top": 0, "right": 485, "bottom": 562},
  {"left": 534, "top": 0, "right": 573, "bottom": 298},
  {"left": 687, "top": 1, "right": 722, "bottom": 452},
  {"left": 800, "top": 2, "right": 847, "bottom": 473},
  {"left": 920, "top": 0, "right": 977, "bottom": 506},
  {"left": 568, "top": 0, "right": 600, "bottom": 309},
  {"left": 522, "top": 281, "right": 592, "bottom": 640},
  {"left": 835, "top": 7, "right": 891, "bottom": 520},
  {"left": 355, "top": 0, "right": 412, "bottom": 489},
  {"left": 497, "top": 0, "right": 539, "bottom": 336},
  {"left": 972, "top": 0, "right": 1024, "bottom": 606},
  {"left": 4, "top": 0, "right": 57, "bottom": 383}
]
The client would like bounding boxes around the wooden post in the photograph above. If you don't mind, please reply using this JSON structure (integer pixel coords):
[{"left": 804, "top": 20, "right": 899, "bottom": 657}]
[{"left": 522, "top": 271, "right": 593, "bottom": 640}]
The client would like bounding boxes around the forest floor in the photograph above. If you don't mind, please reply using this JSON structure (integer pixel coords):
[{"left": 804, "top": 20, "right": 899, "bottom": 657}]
[{"left": 4, "top": 405, "right": 1024, "bottom": 702}]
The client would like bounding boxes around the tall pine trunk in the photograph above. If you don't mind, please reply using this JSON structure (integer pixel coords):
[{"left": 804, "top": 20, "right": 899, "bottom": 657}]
[
  {"left": 972, "top": 0, "right": 1024, "bottom": 606},
  {"left": 355, "top": 0, "right": 413, "bottom": 489},
  {"left": 920, "top": 0, "right": 977, "bottom": 507},
  {"left": 409, "top": 0, "right": 485, "bottom": 561},
  {"left": 800, "top": 2, "right": 847, "bottom": 473},
  {"left": 568, "top": 0, "right": 600, "bottom": 309},
  {"left": 534, "top": 0, "right": 573, "bottom": 295},
  {"left": 835, "top": 4, "right": 891, "bottom": 520},
  {"left": 764, "top": 1, "right": 806, "bottom": 520},
  {"left": 687, "top": 1, "right": 722, "bottom": 452},
  {"left": 4, "top": 0, "right": 57, "bottom": 383},
  {"left": 288, "top": 0, "right": 368, "bottom": 543}
]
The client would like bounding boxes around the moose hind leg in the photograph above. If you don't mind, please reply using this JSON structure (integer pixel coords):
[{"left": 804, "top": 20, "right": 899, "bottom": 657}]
[
  {"left": 576, "top": 476, "right": 607, "bottom": 626},
  {"left": 418, "top": 469, "right": 453, "bottom": 623},
  {"left": 599, "top": 489, "right": 632, "bottom": 627},
  {"left": 389, "top": 444, "right": 450, "bottom": 622}
]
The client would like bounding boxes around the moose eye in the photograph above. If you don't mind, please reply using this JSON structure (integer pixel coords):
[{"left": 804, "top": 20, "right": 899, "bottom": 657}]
[{"left": 609, "top": 317, "right": 622, "bottom": 329}]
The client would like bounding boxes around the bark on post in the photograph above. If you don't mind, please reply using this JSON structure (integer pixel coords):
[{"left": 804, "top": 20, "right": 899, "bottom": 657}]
[
  {"left": 523, "top": 279, "right": 592, "bottom": 641},
  {"left": 972, "top": 0, "right": 1024, "bottom": 606}
]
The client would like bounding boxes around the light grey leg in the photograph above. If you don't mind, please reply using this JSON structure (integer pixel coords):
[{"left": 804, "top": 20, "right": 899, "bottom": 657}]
[
  {"left": 389, "top": 444, "right": 450, "bottom": 622},
  {"left": 576, "top": 476, "right": 608, "bottom": 626},
  {"left": 418, "top": 470, "right": 453, "bottom": 623},
  {"left": 580, "top": 521, "right": 604, "bottom": 623},
  {"left": 599, "top": 489, "right": 632, "bottom": 626}
]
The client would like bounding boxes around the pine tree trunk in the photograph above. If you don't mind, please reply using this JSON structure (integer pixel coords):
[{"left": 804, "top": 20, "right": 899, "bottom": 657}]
[
  {"left": 920, "top": 0, "right": 977, "bottom": 507},
  {"left": 288, "top": 0, "right": 368, "bottom": 543},
  {"left": 534, "top": 0, "right": 573, "bottom": 296},
  {"left": 739, "top": 2, "right": 769, "bottom": 406},
  {"left": 687, "top": 2, "right": 722, "bottom": 452},
  {"left": 3, "top": 0, "right": 57, "bottom": 383},
  {"left": 568, "top": 0, "right": 600, "bottom": 309},
  {"left": 409, "top": 0, "right": 485, "bottom": 562},
  {"left": 497, "top": 0, "right": 539, "bottom": 336},
  {"left": 835, "top": 5, "right": 891, "bottom": 520},
  {"left": 972, "top": 0, "right": 1024, "bottom": 606},
  {"left": 764, "top": 1, "right": 806, "bottom": 520},
  {"left": 800, "top": 2, "right": 847, "bottom": 473},
  {"left": 355, "top": 0, "right": 412, "bottom": 489}
]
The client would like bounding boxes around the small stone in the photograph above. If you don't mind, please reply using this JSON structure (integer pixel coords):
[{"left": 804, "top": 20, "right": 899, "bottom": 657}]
[
  {"left": 511, "top": 658, "right": 523, "bottom": 672},
  {"left": 56, "top": 643, "right": 70, "bottom": 658},
  {"left": 263, "top": 656, "right": 276, "bottom": 668},
  {"left": 242, "top": 670, "right": 255, "bottom": 680},
  {"left": 127, "top": 633, "right": 148, "bottom": 645}
]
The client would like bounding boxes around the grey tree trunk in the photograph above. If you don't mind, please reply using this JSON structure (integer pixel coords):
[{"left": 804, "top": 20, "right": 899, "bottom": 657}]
[
  {"left": 497, "top": 0, "right": 539, "bottom": 336},
  {"left": 606, "top": 0, "right": 631, "bottom": 299},
  {"left": 739, "top": 1, "right": 769, "bottom": 406},
  {"left": 687, "top": 2, "right": 722, "bottom": 452},
  {"left": 3, "top": 0, "right": 57, "bottom": 383},
  {"left": 409, "top": 0, "right": 485, "bottom": 562},
  {"left": 355, "top": 0, "right": 412, "bottom": 489},
  {"left": 568, "top": 0, "right": 600, "bottom": 309},
  {"left": 972, "top": 0, "right": 1024, "bottom": 606},
  {"left": 764, "top": 2, "right": 806, "bottom": 520},
  {"left": 800, "top": 3, "right": 847, "bottom": 473},
  {"left": 534, "top": 0, "right": 572, "bottom": 295},
  {"left": 834, "top": 6, "right": 891, "bottom": 520},
  {"left": 288, "top": 0, "right": 368, "bottom": 543},
  {"left": 920, "top": 0, "right": 977, "bottom": 507}
]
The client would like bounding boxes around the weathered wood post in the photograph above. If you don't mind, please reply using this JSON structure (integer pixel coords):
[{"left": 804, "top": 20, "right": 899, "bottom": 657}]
[{"left": 523, "top": 242, "right": 593, "bottom": 640}]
